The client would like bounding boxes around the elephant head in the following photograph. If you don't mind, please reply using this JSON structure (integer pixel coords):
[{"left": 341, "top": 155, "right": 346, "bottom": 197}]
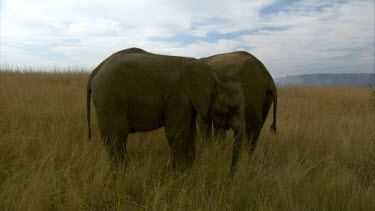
[{"left": 182, "top": 61, "right": 246, "bottom": 172}]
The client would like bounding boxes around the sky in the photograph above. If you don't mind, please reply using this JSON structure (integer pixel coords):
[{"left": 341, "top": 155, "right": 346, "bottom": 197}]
[{"left": 0, "top": 0, "right": 374, "bottom": 77}]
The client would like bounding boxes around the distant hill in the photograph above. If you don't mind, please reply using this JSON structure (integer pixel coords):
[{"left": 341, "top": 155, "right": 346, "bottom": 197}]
[{"left": 275, "top": 73, "right": 374, "bottom": 87}]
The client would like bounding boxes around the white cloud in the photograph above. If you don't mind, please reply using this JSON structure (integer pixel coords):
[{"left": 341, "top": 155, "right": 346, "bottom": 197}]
[
  {"left": 239, "top": 1, "right": 374, "bottom": 76},
  {"left": 0, "top": 0, "right": 373, "bottom": 77},
  {"left": 162, "top": 39, "right": 241, "bottom": 57}
]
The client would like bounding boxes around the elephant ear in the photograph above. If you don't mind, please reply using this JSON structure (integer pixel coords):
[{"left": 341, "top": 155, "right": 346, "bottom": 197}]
[{"left": 181, "top": 61, "right": 216, "bottom": 119}]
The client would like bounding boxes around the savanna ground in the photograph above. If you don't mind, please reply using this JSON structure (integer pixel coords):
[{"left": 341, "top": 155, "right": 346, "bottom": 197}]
[{"left": 0, "top": 70, "right": 374, "bottom": 210}]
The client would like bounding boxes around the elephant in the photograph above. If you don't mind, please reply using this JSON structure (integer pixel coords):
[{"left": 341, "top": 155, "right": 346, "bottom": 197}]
[
  {"left": 86, "top": 48, "right": 246, "bottom": 173},
  {"left": 198, "top": 51, "right": 277, "bottom": 153}
]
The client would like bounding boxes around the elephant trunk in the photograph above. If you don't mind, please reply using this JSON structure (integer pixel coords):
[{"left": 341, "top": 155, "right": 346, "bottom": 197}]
[{"left": 230, "top": 116, "right": 246, "bottom": 174}]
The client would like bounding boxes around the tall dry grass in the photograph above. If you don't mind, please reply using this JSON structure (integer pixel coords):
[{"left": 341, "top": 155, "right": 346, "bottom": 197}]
[{"left": 0, "top": 70, "right": 374, "bottom": 210}]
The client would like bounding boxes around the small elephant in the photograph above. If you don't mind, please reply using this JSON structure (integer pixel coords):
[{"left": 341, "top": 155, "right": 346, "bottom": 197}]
[
  {"left": 199, "top": 51, "right": 277, "bottom": 153},
  {"left": 87, "top": 48, "right": 246, "bottom": 173}
]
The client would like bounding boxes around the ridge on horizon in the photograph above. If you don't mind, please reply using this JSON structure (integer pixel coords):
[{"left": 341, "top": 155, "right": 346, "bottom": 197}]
[{"left": 275, "top": 73, "right": 374, "bottom": 86}]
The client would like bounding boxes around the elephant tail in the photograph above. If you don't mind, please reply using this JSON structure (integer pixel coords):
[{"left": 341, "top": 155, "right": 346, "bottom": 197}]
[
  {"left": 86, "top": 59, "right": 106, "bottom": 141},
  {"left": 86, "top": 80, "right": 92, "bottom": 141},
  {"left": 270, "top": 90, "right": 277, "bottom": 134}
]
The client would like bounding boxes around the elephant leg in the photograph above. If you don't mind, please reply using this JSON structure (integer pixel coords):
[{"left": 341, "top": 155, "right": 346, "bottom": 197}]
[
  {"left": 95, "top": 107, "right": 129, "bottom": 166},
  {"left": 247, "top": 95, "right": 274, "bottom": 154},
  {"left": 260, "top": 93, "right": 274, "bottom": 130},
  {"left": 165, "top": 102, "right": 196, "bottom": 171},
  {"left": 103, "top": 132, "right": 129, "bottom": 166},
  {"left": 245, "top": 109, "right": 263, "bottom": 155},
  {"left": 213, "top": 122, "right": 226, "bottom": 142},
  {"left": 197, "top": 115, "right": 212, "bottom": 144},
  {"left": 246, "top": 128, "right": 261, "bottom": 154}
]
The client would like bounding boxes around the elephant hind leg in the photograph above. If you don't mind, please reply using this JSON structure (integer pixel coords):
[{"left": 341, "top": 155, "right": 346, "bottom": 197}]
[
  {"left": 96, "top": 108, "right": 129, "bottom": 166},
  {"left": 103, "top": 133, "right": 129, "bottom": 166},
  {"left": 246, "top": 128, "right": 261, "bottom": 154},
  {"left": 262, "top": 91, "right": 274, "bottom": 132},
  {"left": 245, "top": 109, "right": 263, "bottom": 154}
]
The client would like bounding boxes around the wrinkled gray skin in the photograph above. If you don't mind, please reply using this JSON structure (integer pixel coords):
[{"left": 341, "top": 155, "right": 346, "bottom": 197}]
[
  {"left": 87, "top": 48, "right": 246, "bottom": 173},
  {"left": 199, "top": 51, "right": 277, "bottom": 153}
]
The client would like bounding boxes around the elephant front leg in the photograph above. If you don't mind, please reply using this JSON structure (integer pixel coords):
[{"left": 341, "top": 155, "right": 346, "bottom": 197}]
[
  {"left": 197, "top": 115, "right": 212, "bottom": 145},
  {"left": 166, "top": 121, "right": 196, "bottom": 171},
  {"left": 165, "top": 102, "right": 197, "bottom": 171}
]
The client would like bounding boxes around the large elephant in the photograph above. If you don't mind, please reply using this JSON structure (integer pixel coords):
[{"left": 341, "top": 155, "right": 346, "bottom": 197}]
[
  {"left": 199, "top": 51, "right": 277, "bottom": 153},
  {"left": 87, "top": 48, "right": 246, "bottom": 173}
]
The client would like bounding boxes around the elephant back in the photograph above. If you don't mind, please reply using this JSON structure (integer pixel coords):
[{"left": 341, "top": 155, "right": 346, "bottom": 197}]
[{"left": 201, "top": 51, "right": 274, "bottom": 86}]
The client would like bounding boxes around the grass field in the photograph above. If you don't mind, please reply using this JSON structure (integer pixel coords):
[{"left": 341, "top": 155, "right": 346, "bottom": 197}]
[{"left": 0, "top": 70, "right": 374, "bottom": 210}]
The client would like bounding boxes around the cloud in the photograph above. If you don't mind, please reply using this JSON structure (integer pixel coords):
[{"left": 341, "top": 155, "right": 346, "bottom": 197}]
[
  {"left": 240, "top": 1, "right": 375, "bottom": 75},
  {"left": 0, "top": 0, "right": 373, "bottom": 77}
]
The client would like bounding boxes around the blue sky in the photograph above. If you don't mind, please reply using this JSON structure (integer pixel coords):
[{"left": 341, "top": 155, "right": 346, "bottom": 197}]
[{"left": 0, "top": 0, "right": 374, "bottom": 77}]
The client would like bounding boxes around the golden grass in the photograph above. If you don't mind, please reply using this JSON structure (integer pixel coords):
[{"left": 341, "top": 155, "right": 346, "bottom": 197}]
[{"left": 0, "top": 71, "right": 374, "bottom": 210}]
